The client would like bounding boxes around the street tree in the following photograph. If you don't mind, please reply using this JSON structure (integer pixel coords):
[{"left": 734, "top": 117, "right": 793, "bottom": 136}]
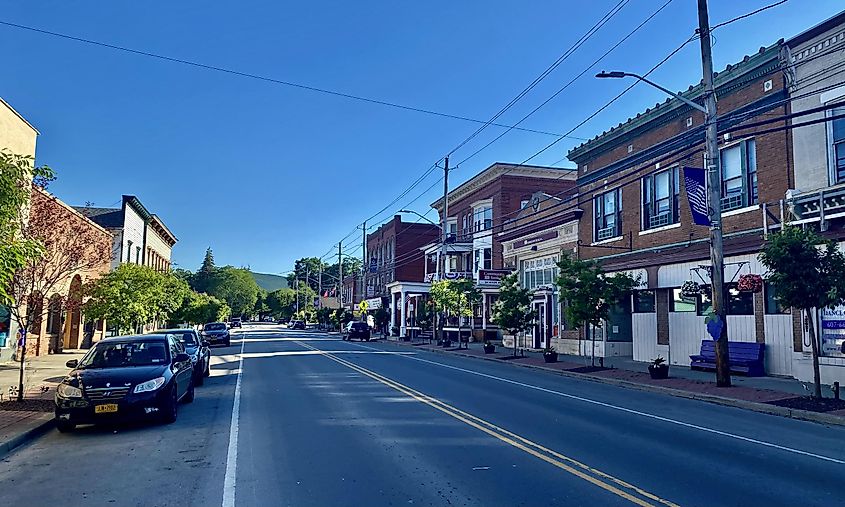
[
  {"left": 429, "top": 280, "right": 457, "bottom": 343},
  {"left": 492, "top": 273, "right": 536, "bottom": 358},
  {"left": 9, "top": 187, "right": 111, "bottom": 400},
  {"left": 83, "top": 264, "right": 180, "bottom": 334},
  {"left": 759, "top": 226, "right": 845, "bottom": 398},
  {"left": 451, "top": 279, "right": 481, "bottom": 349},
  {"left": 0, "top": 151, "right": 53, "bottom": 305},
  {"left": 556, "top": 253, "right": 638, "bottom": 367},
  {"left": 331, "top": 308, "right": 353, "bottom": 330},
  {"left": 170, "top": 290, "right": 231, "bottom": 326},
  {"left": 206, "top": 266, "right": 260, "bottom": 317},
  {"left": 267, "top": 288, "right": 297, "bottom": 321},
  {"left": 374, "top": 306, "right": 390, "bottom": 336}
]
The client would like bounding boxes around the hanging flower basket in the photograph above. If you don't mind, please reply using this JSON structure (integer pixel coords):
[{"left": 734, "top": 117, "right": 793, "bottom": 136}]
[
  {"left": 680, "top": 280, "right": 701, "bottom": 299},
  {"left": 737, "top": 274, "right": 763, "bottom": 293}
]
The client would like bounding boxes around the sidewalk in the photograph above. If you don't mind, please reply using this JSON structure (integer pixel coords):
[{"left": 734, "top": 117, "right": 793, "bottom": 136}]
[
  {"left": 390, "top": 338, "right": 845, "bottom": 424},
  {"left": 0, "top": 350, "right": 85, "bottom": 457}
]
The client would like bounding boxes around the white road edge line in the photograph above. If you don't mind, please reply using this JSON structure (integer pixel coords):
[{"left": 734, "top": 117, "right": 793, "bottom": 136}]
[
  {"left": 222, "top": 333, "right": 246, "bottom": 507},
  {"left": 346, "top": 340, "right": 845, "bottom": 465}
]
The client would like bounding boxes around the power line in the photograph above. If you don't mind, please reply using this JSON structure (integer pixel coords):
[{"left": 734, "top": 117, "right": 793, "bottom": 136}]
[
  {"left": 0, "top": 19, "right": 571, "bottom": 138},
  {"left": 711, "top": 0, "right": 789, "bottom": 30}
]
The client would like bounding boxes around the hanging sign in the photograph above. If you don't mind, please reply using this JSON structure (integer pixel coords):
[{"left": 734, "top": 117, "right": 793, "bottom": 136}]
[{"left": 683, "top": 167, "right": 711, "bottom": 226}]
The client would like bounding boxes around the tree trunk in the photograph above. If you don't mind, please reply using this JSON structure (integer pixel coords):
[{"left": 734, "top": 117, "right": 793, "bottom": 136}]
[
  {"left": 805, "top": 308, "right": 823, "bottom": 399},
  {"left": 591, "top": 322, "right": 596, "bottom": 368},
  {"left": 513, "top": 331, "right": 518, "bottom": 358},
  {"left": 16, "top": 329, "right": 26, "bottom": 402}
]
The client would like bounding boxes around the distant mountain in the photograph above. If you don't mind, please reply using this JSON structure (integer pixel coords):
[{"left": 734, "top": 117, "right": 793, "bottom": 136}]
[{"left": 251, "top": 271, "right": 289, "bottom": 292}]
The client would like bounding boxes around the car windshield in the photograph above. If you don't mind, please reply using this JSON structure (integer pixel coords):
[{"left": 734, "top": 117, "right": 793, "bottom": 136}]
[
  {"left": 205, "top": 323, "right": 226, "bottom": 331},
  {"left": 77, "top": 341, "right": 168, "bottom": 368}
]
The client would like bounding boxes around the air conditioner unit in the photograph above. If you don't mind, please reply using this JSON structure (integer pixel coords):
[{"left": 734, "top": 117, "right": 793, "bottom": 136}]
[
  {"left": 649, "top": 212, "right": 670, "bottom": 228},
  {"left": 597, "top": 227, "right": 616, "bottom": 241}
]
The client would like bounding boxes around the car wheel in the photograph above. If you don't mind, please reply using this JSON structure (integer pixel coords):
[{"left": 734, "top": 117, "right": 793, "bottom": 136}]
[
  {"left": 162, "top": 387, "right": 178, "bottom": 424},
  {"left": 195, "top": 369, "right": 204, "bottom": 386},
  {"left": 184, "top": 379, "right": 195, "bottom": 403},
  {"left": 56, "top": 420, "right": 75, "bottom": 433}
]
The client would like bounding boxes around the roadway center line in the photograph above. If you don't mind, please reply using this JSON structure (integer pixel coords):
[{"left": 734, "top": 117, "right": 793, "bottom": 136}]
[
  {"left": 222, "top": 333, "right": 246, "bottom": 507},
  {"left": 295, "top": 340, "right": 678, "bottom": 507},
  {"left": 344, "top": 340, "right": 845, "bottom": 465}
]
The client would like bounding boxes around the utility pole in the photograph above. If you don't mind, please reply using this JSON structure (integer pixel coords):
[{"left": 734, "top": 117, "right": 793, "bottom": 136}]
[
  {"left": 437, "top": 156, "right": 450, "bottom": 344},
  {"left": 361, "top": 221, "right": 367, "bottom": 321},
  {"left": 698, "top": 0, "right": 731, "bottom": 387},
  {"left": 295, "top": 275, "right": 300, "bottom": 314},
  {"left": 338, "top": 241, "right": 343, "bottom": 311}
]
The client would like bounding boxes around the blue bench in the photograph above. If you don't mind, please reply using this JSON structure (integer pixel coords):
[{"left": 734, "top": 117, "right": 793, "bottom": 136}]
[{"left": 690, "top": 340, "right": 765, "bottom": 376}]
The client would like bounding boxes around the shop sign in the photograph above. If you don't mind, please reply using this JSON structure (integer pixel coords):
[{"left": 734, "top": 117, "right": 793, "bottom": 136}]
[
  {"left": 364, "top": 298, "right": 382, "bottom": 311},
  {"left": 512, "top": 230, "right": 558, "bottom": 249},
  {"left": 477, "top": 269, "right": 511, "bottom": 287},
  {"left": 821, "top": 306, "right": 845, "bottom": 357}
]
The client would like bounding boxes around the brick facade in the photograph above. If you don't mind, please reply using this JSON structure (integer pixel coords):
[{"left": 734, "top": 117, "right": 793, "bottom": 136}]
[{"left": 366, "top": 215, "right": 439, "bottom": 297}]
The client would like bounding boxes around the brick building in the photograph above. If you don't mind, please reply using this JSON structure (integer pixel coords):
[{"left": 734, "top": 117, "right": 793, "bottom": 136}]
[
  {"left": 566, "top": 42, "right": 794, "bottom": 370},
  {"left": 365, "top": 215, "right": 439, "bottom": 300},
  {"left": 783, "top": 11, "right": 845, "bottom": 385},
  {"left": 388, "top": 162, "right": 576, "bottom": 339}
]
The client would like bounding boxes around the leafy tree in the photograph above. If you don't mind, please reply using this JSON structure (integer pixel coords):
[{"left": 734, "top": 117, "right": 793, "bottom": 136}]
[
  {"left": 84, "top": 264, "right": 175, "bottom": 334},
  {"left": 451, "top": 279, "right": 481, "bottom": 349},
  {"left": 316, "top": 307, "right": 332, "bottom": 327},
  {"left": 331, "top": 308, "right": 353, "bottom": 329},
  {"left": 556, "top": 253, "right": 638, "bottom": 367},
  {"left": 0, "top": 151, "right": 53, "bottom": 305},
  {"left": 170, "top": 291, "right": 230, "bottom": 325},
  {"left": 286, "top": 257, "right": 325, "bottom": 292},
  {"left": 9, "top": 187, "right": 111, "bottom": 400},
  {"left": 430, "top": 280, "right": 457, "bottom": 342},
  {"left": 254, "top": 289, "right": 269, "bottom": 318},
  {"left": 759, "top": 226, "right": 845, "bottom": 398},
  {"left": 267, "top": 288, "right": 297, "bottom": 321},
  {"left": 429, "top": 279, "right": 480, "bottom": 346},
  {"left": 206, "top": 266, "right": 260, "bottom": 317},
  {"left": 492, "top": 273, "right": 536, "bottom": 357}
]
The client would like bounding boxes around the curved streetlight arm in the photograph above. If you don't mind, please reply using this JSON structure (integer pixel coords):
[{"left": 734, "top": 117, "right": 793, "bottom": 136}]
[
  {"left": 595, "top": 71, "right": 707, "bottom": 114},
  {"left": 398, "top": 209, "right": 442, "bottom": 229}
]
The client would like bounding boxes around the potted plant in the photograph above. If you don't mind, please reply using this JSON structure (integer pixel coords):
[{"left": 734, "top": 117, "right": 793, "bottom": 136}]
[
  {"left": 648, "top": 356, "right": 669, "bottom": 379},
  {"left": 680, "top": 280, "right": 701, "bottom": 299},
  {"left": 483, "top": 341, "right": 496, "bottom": 354},
  {"left": 543, "top": 347, "right": 558, "bottom": 363},
  {"left": 390, "top": 326, "right": 399, "bottom": 337}
]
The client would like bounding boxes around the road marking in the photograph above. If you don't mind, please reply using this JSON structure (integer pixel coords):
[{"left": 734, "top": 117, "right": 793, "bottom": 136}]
[
  {"left": 222, "top": 334, "right": 246, "bottom": 507},
  {"left": 296, "top": 340, "right": 679, "bottom": 507},
  {"left": 348, "top": 340, "right": 845, "bottom": 465}
]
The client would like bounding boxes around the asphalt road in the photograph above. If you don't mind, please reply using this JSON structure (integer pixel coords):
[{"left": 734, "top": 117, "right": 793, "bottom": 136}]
[{"left": 0, "top": 325, "right": 843, "bottom": 507}]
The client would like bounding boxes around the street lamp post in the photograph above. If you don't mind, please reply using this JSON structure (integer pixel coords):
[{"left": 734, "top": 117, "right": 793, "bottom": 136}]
[{"left": 595, "top": 0, "right": 730, "bottom": 387}]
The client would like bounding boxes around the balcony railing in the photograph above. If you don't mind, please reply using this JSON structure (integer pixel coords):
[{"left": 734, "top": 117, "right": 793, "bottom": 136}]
[{"left": 788, "top": 185, "right": 845, "bottom": 227}]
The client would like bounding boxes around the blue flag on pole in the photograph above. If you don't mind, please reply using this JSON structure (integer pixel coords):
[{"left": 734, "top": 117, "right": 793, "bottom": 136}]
[{"left": 683, "top": 167, "right": 711, "bottom": 226}]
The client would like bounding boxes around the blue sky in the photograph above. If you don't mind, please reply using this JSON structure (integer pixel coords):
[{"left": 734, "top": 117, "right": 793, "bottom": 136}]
[{"left": 1, "top": 0, "right": 842, "bottom": 274}]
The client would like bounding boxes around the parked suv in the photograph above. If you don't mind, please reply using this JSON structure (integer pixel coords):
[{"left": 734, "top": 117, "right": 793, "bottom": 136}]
[
  {"left": 289, "top": 320, "right": 306, "bottom": 330},
  {"left": 229, "top": 318, "right": 242, "bottom": 328},
  {"left": 344, "top": 321, "right": 371, "bottom": 341}
]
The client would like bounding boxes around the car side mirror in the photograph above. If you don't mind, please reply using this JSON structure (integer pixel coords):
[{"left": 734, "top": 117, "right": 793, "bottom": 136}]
[
  {"left": 174, "top": 353, "right": 190, "bottom": 363},
  {"left": 66, "top": 359, "right": 78, "bottom": 368}
]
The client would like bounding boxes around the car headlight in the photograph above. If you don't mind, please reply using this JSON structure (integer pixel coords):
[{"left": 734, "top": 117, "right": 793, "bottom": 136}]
[
  {"left": 133, "top": 377, "right": 166, "bottom": 394},
  {"left": 57, "top": 383, "right": 82, "bottom": 399}
]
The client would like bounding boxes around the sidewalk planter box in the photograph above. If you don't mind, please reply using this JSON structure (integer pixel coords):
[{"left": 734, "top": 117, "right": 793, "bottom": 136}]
[
  {"left": 483, "top": 343, "right": 496, "bottom": 354},
  {"left": 543, "top": 351, "right": 558, "bottom": 363},
  {"left": 648, "top": 364, "right": 669, "bottom": 379}
]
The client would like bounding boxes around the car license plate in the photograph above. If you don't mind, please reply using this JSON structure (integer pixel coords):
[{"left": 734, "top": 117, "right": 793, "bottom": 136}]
[{"left": 95, "top": 404, "right": 118, "bottom": 414}]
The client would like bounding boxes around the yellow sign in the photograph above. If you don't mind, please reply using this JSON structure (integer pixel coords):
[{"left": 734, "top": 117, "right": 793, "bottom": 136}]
[{"left": 359, "top": 301, "right": 369, "bottom": 312}]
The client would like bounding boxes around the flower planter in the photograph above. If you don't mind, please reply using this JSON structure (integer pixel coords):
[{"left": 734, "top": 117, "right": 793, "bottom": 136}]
[
  {"left": 543, "top": 351, "right": 558, "bottom": 363},
  {"left": 483, "top": 343, "right": 496, "bottom": 354},
  {"left": 648, "top": 364, "right": 669, "bottom": 379}
]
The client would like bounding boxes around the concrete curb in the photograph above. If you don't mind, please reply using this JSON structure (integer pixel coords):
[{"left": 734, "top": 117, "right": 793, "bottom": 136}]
[
  {"left": 399, "top": 342, "right": 845, "bottom": 428},
  {"left": 0, "top": 414, "right": 54, "bottom": 459}
]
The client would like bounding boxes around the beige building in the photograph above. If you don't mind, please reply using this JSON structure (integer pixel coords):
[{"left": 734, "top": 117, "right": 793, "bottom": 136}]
[
  {"left": 0, "top": 97, "right": 39, "bottom": 361},
  {"left": 145, "top": 214, "right": 177, "bottom": 272}
]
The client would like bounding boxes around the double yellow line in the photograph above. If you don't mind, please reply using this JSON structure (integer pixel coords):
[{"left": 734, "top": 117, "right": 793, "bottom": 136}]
[{"left": 295, "top": 341, "right": 679, "bottom": 507}]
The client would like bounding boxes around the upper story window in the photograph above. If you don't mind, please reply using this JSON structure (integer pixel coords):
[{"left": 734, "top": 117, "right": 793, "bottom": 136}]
[
  {"left": 831, "top": 109, "right": 845, "bottom": 183},
  {"left": 594, "top": 188, "right": 622, "bottom": 241},
  {"left": 473, "top": 206, "right": 493, "bottom": 232},
  {"left": 474, "top": 247, "right": 492, "bottom": 271},
  {"left": 642, "top": 167, "right": 679, "bottom": 230},
  {"left": 720, "top": 139, "right": 757, "bottom": 211}
]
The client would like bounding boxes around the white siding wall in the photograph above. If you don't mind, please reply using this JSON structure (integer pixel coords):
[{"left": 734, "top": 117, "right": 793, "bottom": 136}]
[
  {"left": 632, "top": 313, "right": 659, "bottom": 362},
  {"left": 667, "top": 313, "right": 704, "bottom": 366},
  {"left": 121, "top": 206, "right": 145, "bottom": 265}
]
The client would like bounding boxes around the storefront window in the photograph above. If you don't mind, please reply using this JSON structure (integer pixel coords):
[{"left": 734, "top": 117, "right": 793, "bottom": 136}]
[
  {"left": 695, "top": 285, "right": 753, "bottom": 316},
  {"left": 670, "top": 289, "right": 696, "bottom": 312},
  {"left": 0, "top": 305, "right": 10, "bottom": 348},
  {"left": 764, "top": 282, "right": 789, "bottom": 314},
  {"left": 632, "top": 290, "right": 655, "bottom": 313},
  {"left": 522, "top": 256, "right": 558, "bottom": 291}
]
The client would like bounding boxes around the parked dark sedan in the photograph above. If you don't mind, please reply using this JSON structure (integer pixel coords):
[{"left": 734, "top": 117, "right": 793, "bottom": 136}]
[
  {"left": 157, "top": 329, "right": 210, "bottom": 386},
  {"left": 202, "top": 322, "right": 231, "bottom": 346},
  {"left": 55, "top": 334, "right": 194, "bottom": 432},
  {"left": 344, "top": 321, "right": 371, "bottom": 341}
]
